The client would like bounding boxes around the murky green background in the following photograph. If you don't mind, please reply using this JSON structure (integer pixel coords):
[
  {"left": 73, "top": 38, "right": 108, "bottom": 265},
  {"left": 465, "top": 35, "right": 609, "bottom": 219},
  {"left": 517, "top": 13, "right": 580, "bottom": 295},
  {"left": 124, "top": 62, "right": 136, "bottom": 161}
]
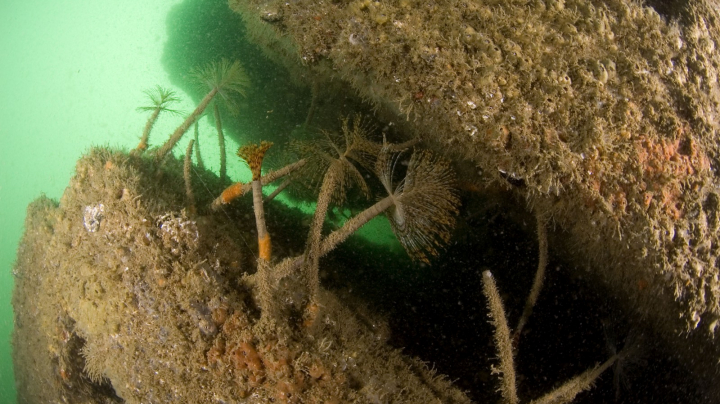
[
  {"left": 0, "top": 2, "right": 401, "bottom": 402},
  {"left": 0, "top": 1, "right": 233, "bottom": 402}
]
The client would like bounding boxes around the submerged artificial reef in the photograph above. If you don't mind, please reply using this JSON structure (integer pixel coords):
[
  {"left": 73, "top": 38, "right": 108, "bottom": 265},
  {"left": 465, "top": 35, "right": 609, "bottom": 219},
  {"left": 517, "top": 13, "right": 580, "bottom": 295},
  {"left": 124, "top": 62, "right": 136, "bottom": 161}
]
[
  {"left": 13, "top": 53, "right": 637, "bottom": 402},
  {"left": 13, "top": 0, "right": 720, "bottom": 401},
  {"left": 228, "top": 0, "right": 720, "bottom": 397},
  {"left": 11, "top": 145, "right": 467, "bottom": 403}
]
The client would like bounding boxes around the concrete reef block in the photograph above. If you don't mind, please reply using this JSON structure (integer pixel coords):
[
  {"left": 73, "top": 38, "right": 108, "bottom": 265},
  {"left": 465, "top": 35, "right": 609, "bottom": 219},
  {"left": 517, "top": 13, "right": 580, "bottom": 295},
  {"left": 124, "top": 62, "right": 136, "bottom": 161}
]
[
  {"left": 229, "top": 0, "right": 720, "bottom": 394},
  {"left": 12, "top": 148, "right": 471, "bottom": 403}
]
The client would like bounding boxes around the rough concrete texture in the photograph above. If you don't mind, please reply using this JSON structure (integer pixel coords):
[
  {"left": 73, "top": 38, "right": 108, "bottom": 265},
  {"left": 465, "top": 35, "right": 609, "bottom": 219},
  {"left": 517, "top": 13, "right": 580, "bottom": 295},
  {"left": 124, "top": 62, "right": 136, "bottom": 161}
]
[
  {"left": 12, "top": 148, "right": 471, "bottom": 403},
  {"left": 229, "top": 0, "right": 720, "bottom": 383}
]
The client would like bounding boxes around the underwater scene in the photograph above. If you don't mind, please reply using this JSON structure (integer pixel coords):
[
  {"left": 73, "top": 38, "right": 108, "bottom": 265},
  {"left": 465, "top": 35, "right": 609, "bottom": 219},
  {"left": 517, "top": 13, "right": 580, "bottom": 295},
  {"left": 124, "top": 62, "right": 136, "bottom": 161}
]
[{"left": 3, "top": 0, "right": 720, "bottom": 403}]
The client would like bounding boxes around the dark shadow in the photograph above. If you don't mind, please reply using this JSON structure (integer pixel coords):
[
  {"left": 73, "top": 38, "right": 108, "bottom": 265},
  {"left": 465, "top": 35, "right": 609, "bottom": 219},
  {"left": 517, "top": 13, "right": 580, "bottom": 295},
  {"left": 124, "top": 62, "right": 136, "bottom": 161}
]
[
  {"left": 161, "top": 0, "right": 310, "bottom": 146},
  {"left": 323, "top": 192, "right": 705, "bottom": 403},
  {"left": 643, "top": 0, "right": 689, "bottom": 21}
]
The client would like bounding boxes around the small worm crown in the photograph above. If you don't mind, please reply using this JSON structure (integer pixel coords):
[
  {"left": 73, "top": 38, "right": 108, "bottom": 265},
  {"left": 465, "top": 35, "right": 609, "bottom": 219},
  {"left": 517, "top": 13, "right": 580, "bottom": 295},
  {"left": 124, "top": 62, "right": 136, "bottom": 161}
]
[{"left": 237, "top": 141, "right": 273, "bottom": 181}]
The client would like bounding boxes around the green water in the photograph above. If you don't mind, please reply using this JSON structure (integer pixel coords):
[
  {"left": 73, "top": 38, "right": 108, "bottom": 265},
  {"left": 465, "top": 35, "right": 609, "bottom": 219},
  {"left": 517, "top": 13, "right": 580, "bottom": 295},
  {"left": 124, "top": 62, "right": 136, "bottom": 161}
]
[
  {"left": 0, "top": 1, "right": 230, "bottom": 402},
  {"left": 0, "top": 2, "right": 402, "bottom": 402}
]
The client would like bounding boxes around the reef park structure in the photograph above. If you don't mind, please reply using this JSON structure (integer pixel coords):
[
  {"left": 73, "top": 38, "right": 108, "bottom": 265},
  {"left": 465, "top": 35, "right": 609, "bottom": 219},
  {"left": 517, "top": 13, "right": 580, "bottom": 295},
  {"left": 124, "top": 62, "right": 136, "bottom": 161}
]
[{"left": 11, "top": 0, "right": 720, "bottom": 403}]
